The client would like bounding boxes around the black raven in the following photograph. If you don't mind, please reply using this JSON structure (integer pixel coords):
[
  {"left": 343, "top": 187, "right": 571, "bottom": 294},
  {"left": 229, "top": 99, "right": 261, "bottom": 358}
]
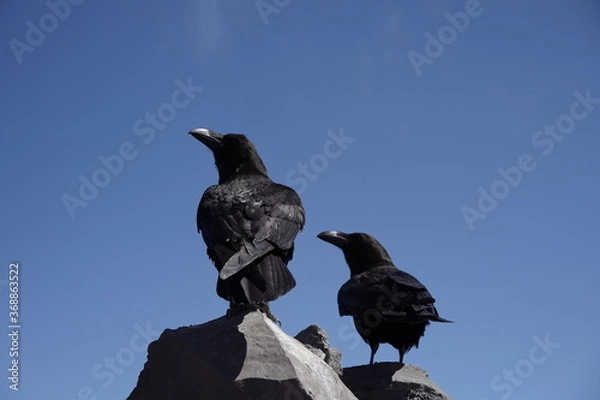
[
  {"left": 317, "top": 230, "right": 452, "bottom": 365},
  {"left": 190, "top": 128, "right": 305, "bottom": 322}
]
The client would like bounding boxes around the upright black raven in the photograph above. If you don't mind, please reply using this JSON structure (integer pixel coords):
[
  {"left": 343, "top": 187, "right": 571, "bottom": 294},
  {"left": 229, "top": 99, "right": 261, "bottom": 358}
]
[
  {"left": 317, "top": 231, "right": 452, "bottom": 365},
  {"left": 190, "top": 128, "right": 305, "bottom": 322}
]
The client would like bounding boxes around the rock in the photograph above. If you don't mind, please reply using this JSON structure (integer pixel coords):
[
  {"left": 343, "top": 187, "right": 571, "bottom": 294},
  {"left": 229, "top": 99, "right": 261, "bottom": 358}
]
[
  {"left": 126, "top": 311, "right": 357, "bottom": 400},
  {"left": 341, "top": 363, "right": 451, "bottom": 400},
  {"left": 295, "top": 324, "right": 343, "bottom": 376}
]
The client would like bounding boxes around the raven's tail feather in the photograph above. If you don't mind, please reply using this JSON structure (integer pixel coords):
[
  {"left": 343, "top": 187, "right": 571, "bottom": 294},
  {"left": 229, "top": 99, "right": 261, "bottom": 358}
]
[
  {"left": 248, "top": 252, "right": 296, "bottom": 302},
  {"left": 216, "top": 251, "right": 296, "bottom": 304},
  {"left": 429, "top": 315, "right": 454, "bottom": 323}
]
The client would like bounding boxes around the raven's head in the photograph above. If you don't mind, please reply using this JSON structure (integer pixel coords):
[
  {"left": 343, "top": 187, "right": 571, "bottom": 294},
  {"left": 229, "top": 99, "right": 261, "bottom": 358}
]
[
  {"left": 317, "top": 230, "right": 394, "bottom": 276},
  {"left": 189, "top": 128, "right": 269, "bottom": 183}
]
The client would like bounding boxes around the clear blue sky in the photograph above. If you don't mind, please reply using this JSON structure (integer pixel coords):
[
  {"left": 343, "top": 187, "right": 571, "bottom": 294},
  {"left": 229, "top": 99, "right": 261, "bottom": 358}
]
[{"left": 1, "top": 1, "right": 599, "bottom": 399}]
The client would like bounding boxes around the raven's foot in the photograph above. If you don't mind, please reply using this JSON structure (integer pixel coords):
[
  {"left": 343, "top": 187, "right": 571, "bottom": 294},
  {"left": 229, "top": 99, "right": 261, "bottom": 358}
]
[
  {"left": 256, "top": 302, "right": 281, "bottom": 326},
  {"left": 226, "top": 302, "right": 255, "bottom": 317},
  {"left": 398, "top": 349, "right": 406, "bottom": 366},
  {"left": 226, "top": 302, "right": 281, "bottom": 326}
]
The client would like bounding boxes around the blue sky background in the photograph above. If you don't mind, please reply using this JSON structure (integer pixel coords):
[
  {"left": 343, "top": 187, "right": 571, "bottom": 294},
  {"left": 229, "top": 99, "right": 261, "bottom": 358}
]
[{"left": 1, "top": 0, "right": 599, "bottom": 399}]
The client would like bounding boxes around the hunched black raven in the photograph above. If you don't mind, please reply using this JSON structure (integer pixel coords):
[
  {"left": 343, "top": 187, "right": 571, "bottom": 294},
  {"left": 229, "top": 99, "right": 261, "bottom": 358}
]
[
  {"left": 190, "top": 128, "right": 305, "bottom": 322},
  {"left": 317, "top": 230, "right": 452, "bottom": 365}
]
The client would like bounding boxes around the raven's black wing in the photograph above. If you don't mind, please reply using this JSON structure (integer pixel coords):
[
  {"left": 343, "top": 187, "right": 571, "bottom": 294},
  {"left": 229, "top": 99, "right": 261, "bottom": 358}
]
[
  {"left": 338, "top": 266, "right": 451, "bottom": 323},
  {"left": 197, "top": 176, "right": 305, "bottom": 279}
]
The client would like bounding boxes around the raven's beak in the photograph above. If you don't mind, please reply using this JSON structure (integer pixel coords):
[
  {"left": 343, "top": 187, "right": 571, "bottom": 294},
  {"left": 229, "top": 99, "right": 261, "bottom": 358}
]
[
  {"left": 189, "top": 128, "right": 224, "bottom": 150},
  {"left": 317, "top": 230, "right": 349, "bottom": 248}
]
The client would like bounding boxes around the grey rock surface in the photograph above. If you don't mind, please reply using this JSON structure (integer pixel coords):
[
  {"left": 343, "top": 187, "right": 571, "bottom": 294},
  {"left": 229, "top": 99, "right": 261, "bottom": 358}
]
[
  {"left": 295, "top": 324, "right": 343, "bottom": 376},
  {"left": 126, "top": 311, "right": 357, "bottom": 400},
  {"left": 342, "top": 363, "right": 451, "bottom": 400}
]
